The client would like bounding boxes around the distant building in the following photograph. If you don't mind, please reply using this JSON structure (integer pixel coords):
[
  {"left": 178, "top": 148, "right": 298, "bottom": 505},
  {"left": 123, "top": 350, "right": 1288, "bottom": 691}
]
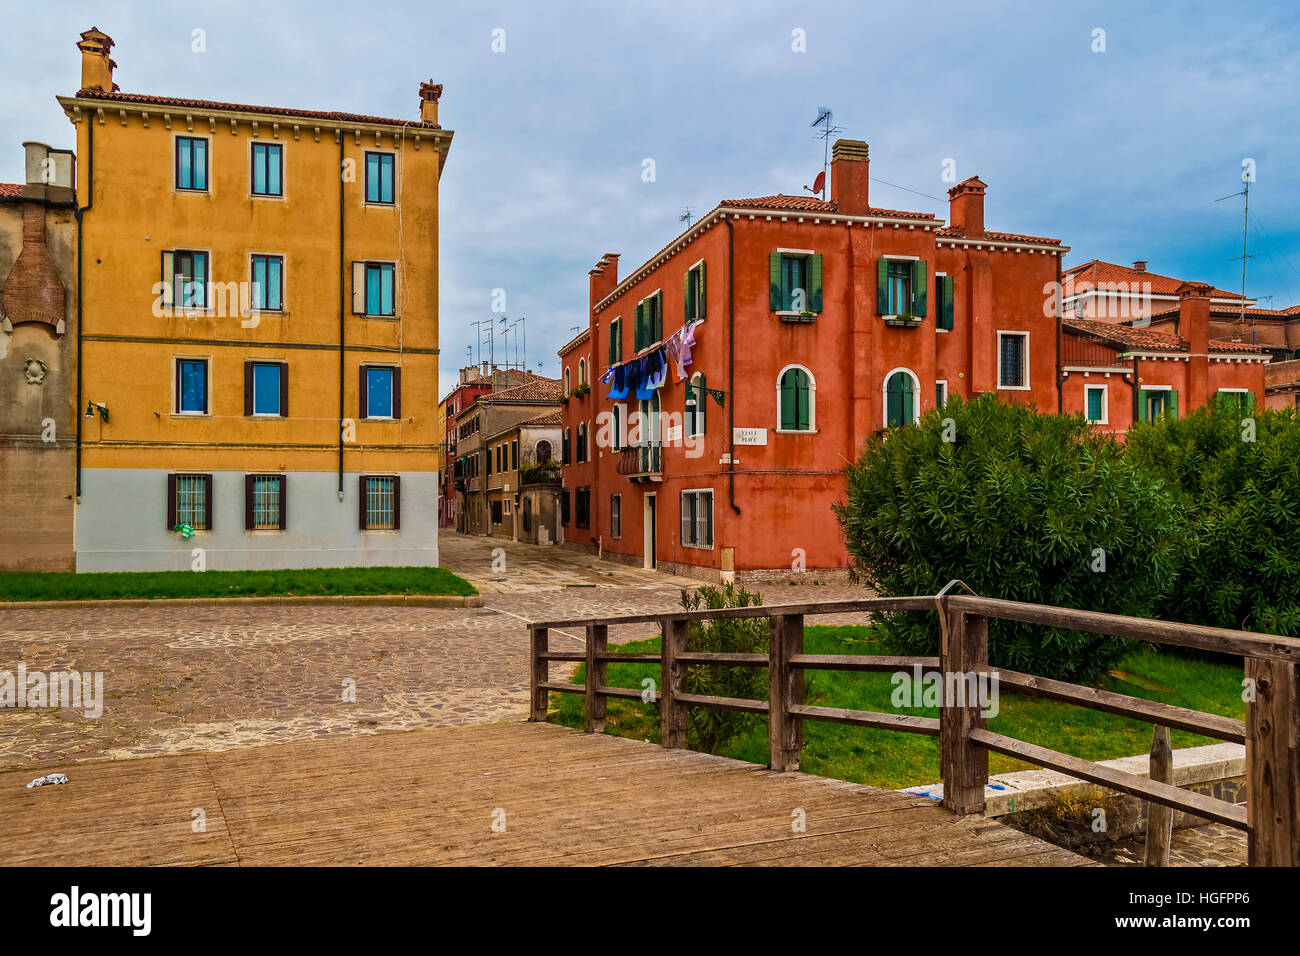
[
  {"left": 0, "top": 142, "right": 77, "bottom": 571},
  {"left": 483, "top": 409, "right": 562, "bottom": 544},
  {"left": 1062, "top": 259, "right": 1249, "bottom": 324}
]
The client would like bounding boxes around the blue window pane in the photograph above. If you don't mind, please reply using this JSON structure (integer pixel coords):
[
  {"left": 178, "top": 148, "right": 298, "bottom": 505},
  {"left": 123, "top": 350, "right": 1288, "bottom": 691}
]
[
  {"left": 267, "top": 258, "right": 281, "bottom": 310},
  {"left": 180, "top": 360, "right": 207, "bottom": 413},
  {"left": 366, "top": 154, "right": 380, "bottom": 202},
  {"left": 253, "top": 363, "right": 281, "bottom": 415},
  {"left": 380, "top": 264, "right": 394, "bottom": 314},
  {"left": 367, "top": 367, "right": 393, "bottom": 418},
  {"left": 252, "top": 257, "right": 266, "bottom": 307},
  {"left": 179, "top": 144, "right": 192, "bottom": 188},
  {"left": 253, "top": 145, "right": 267, "bottom": 194},
  {"left": 381, "top": 156, "right": 393, "bottom": 202},
  {"left": 366, "top": 265, "right": 381, "bottom": 314},
  {"left": 267, "top": 146, "right": 281, "bottom": 195},
  {"left": 193, "top": 140, "right": 207, "bottom": 189}
]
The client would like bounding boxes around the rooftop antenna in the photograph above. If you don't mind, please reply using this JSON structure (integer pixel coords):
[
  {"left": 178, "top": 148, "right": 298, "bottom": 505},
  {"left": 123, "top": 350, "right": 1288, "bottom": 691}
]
[
  {"left": 679, "top": 206, "right": 695, "bottom": 228},
  {"left": 809, "top": 107, "right": 841, "bottom": 201},
  {"left": 1215, "top": 166, "right": 1254, "bottom": 334}
]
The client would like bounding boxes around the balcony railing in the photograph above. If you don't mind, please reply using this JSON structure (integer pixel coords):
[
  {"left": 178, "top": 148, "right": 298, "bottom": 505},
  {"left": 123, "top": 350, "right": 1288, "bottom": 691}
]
[{"left": 617, "top": 443, "right": 663, "bottom": 481}]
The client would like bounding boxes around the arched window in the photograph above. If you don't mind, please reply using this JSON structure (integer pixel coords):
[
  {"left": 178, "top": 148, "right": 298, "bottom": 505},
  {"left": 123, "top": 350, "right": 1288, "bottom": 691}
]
[
  {"left": 578, "top": 358, "right": 587, "bottom": 385},
  {"left": 564, "top": 367, "right": 571, "bottom": 394},
  {"left": 535, "top": 440, "right": 552, "bottom": 464},
  {"left": 777, "top": 366, "right": 815, "bottom": 431},
  {"left": 883, "top": 368, "right": 920, "bottom": 428},
  {"left": 685, "top": 372, "right": 706, "bottom": 436}
]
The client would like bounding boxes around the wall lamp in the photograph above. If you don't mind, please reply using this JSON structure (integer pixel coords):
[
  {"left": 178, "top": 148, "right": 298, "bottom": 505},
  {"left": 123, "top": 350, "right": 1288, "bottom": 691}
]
[{"left": 84, "top": 401, "right": 109, "bottom": 423}]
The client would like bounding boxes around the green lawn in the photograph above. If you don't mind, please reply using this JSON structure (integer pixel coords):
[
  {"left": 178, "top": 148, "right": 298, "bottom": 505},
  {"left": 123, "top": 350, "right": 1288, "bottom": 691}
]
[
  {"left": 552, "top": 624, "right": 1245, "bottom": 789},
  {"left": 0, "top": 566, "right": 477, "bottom": 602}
]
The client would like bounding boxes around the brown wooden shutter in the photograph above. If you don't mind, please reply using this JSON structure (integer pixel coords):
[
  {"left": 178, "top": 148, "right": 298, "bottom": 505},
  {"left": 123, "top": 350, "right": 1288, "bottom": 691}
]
[
  {"left": 392, "top": 475, "right": 401, "bottom": 530},
  {"left": 167, "top": 473, "right": 177, "bottom": 529},
  {"left": 359, "top": 366, "right": 368, "bottom": 418},
  {"left": 279, "top": 363, "right": 289, "bottom": 417},
  {"left": 358, "top": 475, "right": 368, "bottom": 529},
  {"left": 203, "top": 474, "right": 214, "bottom": 530},
  {"left": 278, "top": 474, "right": 287, "bottom": 530},
  {"left": 392, "top": 367, "right": 402, "bottom": 418},
  {"left": 244, "top": 474, "right": 254, "bottom": 530},
  {"left": 244, "top": 362, "right": 254, "bottom": 416}
]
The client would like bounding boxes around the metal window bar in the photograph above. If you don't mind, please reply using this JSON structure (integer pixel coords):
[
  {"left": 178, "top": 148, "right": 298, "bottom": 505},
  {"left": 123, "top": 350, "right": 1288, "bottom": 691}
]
[
  {"left": 366, "top": 477, "right": 395, "bottom": 530},
  {"left": 253, "top": 476, "right": 280, "bottom": 530},
  {"left": 177, "top": 475, "right": 207, "bottom": 530}
]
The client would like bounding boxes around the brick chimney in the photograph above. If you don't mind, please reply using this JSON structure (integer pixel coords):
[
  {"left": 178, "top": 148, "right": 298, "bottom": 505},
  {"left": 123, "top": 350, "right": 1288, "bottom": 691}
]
[
  {"left": 0, "top": 205, "right": 67, "bottom": 336},
  {"left": 419, "top": 81, "right": 442, "bottom": 126},
  {"left": 947, "top": 176, "right": 987, "bottom": 238},
  {"left": 76, "top": 27, "right": 117, "bottom": 93},
  {"left": 1179, "top": 281, "right": 1213, "bottom": 409},
  {"left": 830, "top": 139, "right": 870, "bottom": 215},
  {"left": 589, "top": 253, "right": 620, "bottom": 311},
  {"left": 1133, "top": 260, "right": 1147, "bottom": 273}
]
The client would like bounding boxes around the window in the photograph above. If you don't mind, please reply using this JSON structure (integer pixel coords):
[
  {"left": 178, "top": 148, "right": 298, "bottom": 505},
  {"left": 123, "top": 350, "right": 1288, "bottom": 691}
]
[
  {"left": 511, "top": 440, "right": 519, "bottom": 470},
  {"left": 634, "top": 292, "right": 663, "bottom": 351},
  {"left": 576, "top": 423, "right": 588, "bottom": 463},
  {"left": 936, "top": 274, "right": 954, "bottom": 330},
  {"left": 997, "top": 332, "right": 1029, "bottom": 389},
  {"left": 681, "top": 490, "right": 714, "bottom": 548},
  {"left": 491, "top": 500, "right": 503, "bottom": 525},
  {"left": 612, "top": 404, "right": 623, "bottom": 452},
  {"left": 168, "top": 474, "right": 212, "bottom": 531},
  {"left": 536, "top": 440, "right": 552, "bottom": 464},
  {"left": 162, "top": 250, "right": 209, "bottom": 310},
  {"left": 352, "top": 262, "right": 396, "bottom": 316},
  {"left": 610, "top": 494, "right": 622, "bottom": 538},
  {"left": 877, "top": 257, "right": 928, "bottom": 318},
  {"left": 685, "top": 261, "right": 707, "bottom": 320},
  {"left": 562, "top": 429, "right": 570, "bottom": 464},
  {"left": 360, "top": 475, "right": 399, "bottom": 530},
  {"left": 251, "top": 142, "right": 283, "bottom": 197},
  {"left": 1085, "top": 384, "right": 1107, "bottom": 424},
  {"left": 685, "top": 373, "right": 706, "bottom": 436},
  {"left": 176, "top": 358, "right": 209, "bottom": 414},
  {"left": 564, "top": 367, "right": 571, "bottom": 393},
  {"left": 778, "top": 366, "right": 813, "bottom": 431},
  {"left": 579, "top": 358, "right": 587, "bottom": 386},
  {"left": 608, "top": 319, "right": 622, "bottom": 365},
  {"left": 936, "top": 380, "right": 948, "bottom": 409},
  {"left": 251, "top": 255, "right": 283, "bottom": 311},
  {"left": 361, "top": 365, "right": 400, "bottom": 419},
  {"left": 365, "top": 152, "right": 395, "bottom": 204},
  {"left": 497, "top": 444, "right": 504, "bottom": 472},
  {"left": 885, "top": 369, "right": 918, "bottom": 428},
  {"left": 245, "top": 474, "right": 286, "bottom": 531},
  {"left": 486, "top": 447, "right": 492, "bottom": 476},
  {"left": 561, "top": 489, "right": 571, "bottom": 525},
  {"left": 1139, "top": 388, "right": 1177, "bottom": 422},
  {"left": 1216, "top": 389, "right": 1253, "bottom": 415},
  {"left": 575, "top": 487, "right": 591, "bottom": 528},
  {"left": 175, "top": 136, "right": 208, "bottom": 191},
  {"left": 770, "top": 252, "right": 823, "bottom": 314},
  {"left": 245, "top": 361, "right": 287, "bottom": 417}
]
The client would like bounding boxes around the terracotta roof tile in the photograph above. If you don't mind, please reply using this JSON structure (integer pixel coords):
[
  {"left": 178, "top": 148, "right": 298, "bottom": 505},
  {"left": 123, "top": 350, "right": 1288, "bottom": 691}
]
[
  {"left": 1064, "top": 318, "right": 1265, "bottom": 354},
  {"left": 937, "top": 225, "right": 1061, "bottom": 245},
  {"left": 721, "top": 194, "right": 937, "bottom": 220},
  {"left": 475, "top": 379, "right": 563, "bottom": 405},
  {"left": 1062, "top": 260, "right": 1243, "bottom": 299},
  {"left": 520, "top": 410, "right": 562, "bottom": 427},
  {"left": 70, "top": 89, "right": 440, "bottom": 130},
  {"left": 0, "top": 183, "right": 24, "bottom": 198}
]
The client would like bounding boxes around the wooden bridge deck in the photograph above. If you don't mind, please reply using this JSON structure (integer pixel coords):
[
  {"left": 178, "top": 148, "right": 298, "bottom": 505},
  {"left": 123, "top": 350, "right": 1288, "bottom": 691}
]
[{"left": 3, "top": 722, "right": 1091, "bottom": 866}]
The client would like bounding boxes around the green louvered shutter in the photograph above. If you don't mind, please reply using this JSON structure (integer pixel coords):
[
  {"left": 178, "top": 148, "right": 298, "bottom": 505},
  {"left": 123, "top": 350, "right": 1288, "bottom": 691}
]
[
  {"left": 911, "top": 260, "right": 927, "bottom": 317},
  {"left": 634, "top": 301, "right": 644, "bottom": 352},
  {"left": 698, "top": 262, "right": 706, "bottom": 319},
  {"left": 1138, "top": 389, "right": 1150, "bottom": 423},
  {"left": 683, "top": 270, "right": 691, "bottom": 321},
  {"left": 796, "top": 371, "right": 810, "bottom": 429},
  {"left": 809, "top": 254, "right": 823, "bottom": 312},
  {"left": 697, "top": 372, "right": 706, "bottom": 433},
  {"left": 1168, "top": 390, "right": 1179, "bottom": 419},
  {"left": 780, "top": 371, "right": 796, "bottom": 429},
  {"left": 940, "top": 275, "right": 955, "bottom": 330},
  {"left": 877, "top": 258, "right": 889, "bottom": 314},
  {"left": 769, "top": 253, "right": 783, "bottom": 311}
]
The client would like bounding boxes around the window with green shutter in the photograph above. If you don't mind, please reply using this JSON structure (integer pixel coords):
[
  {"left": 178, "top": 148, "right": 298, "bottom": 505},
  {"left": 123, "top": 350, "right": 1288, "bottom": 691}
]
[
  {"left": 608, "top": 318, "right": 621, "bottom": 365},
  {"left": 685, "top": 373, "right": 706, "bottom": 436},
  {"left": 770, "top": 252, "right": 822, "bottom": 314},
  {"left": 885, "top": 371, "right": 916, "bottom": 427},
  {"left": 1085, "top": 385, "right": 1106, "bottom": 423},
  {"left": 635, "top": 292, "right": 663, "bottom": 351},
  {"left": 778, "top": 367, "right": 812, "bottom": 431},
  {"left": 685, "top": 262, "right": 707, "bottom": 321},
  {"left": 936, "top": 274, "right": 954, "bottom": 330}
]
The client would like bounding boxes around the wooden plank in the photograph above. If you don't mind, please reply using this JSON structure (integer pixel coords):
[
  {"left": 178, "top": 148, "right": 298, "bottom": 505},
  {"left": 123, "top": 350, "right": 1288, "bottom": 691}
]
[
  {"left": 530, "top": 595, "right": 938, "bottom": 629},
  {"left": 969, "top": 728, "right": 1249, "bottom": 830},
  {"left": 948, "top": 594, "right": 1300, "bottom": 663},
  {"left": 790, "top": 654, "right": 940, "bottom": 672},
  {"left": 660, "top": 618, "right": 688, "bottom": 749},
  {"left": 940, "top": 606, "right": 988, "bottom": 815},
  {"left": 585, "top": 623, "right": 609, "bottom": 733},
  {"left": 1246, "top": 658, "right": 1300, "bottom": 866},
  {"left": 678, "top": 652, "right": 767, "bottom": 666},
  {"left": 1145, "top": 725, "right": 1173, "bottom": 867},
  {"left": 596, "top": 653, "right": 661, "bottom": 663},
  {"left": 598, "top": 685, "right": 650, "bottom": 701},
  {"left": 768, "top": 613, "right": 804, "bottom": 772},
  {"left": 538, "top": 651, "right": 585, "bottom": 662},
  {"left": 676, "top": 692, "right": 769, "bottom": 715},
  {"left": 996, "top": 668, "right": 1246, "bottom": 743},
  {"left": 789, "top": 704, "right": 940, "bottom": 736},
  {"left": 529, "top": 625, "right": 549, "bottom": 721},
  {"left": 538, "top": 681, "right": 583, "bottom": 694}
]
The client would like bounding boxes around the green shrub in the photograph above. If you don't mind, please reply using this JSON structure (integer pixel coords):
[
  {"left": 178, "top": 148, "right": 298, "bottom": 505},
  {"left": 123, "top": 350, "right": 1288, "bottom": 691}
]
[
  {"left": 1127, "top": 402, "right": 1300, "bottom": 636},
  {"left": 677, "top": 583, "right": 770, "bottom": 753},
  {"left": 832, "top": 395, "right": 1182, "bottom": 683}
]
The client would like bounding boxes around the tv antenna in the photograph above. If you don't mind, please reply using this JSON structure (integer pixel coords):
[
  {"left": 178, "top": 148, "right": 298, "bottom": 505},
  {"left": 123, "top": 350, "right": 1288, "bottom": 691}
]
[
  {"left": 808, "top": 107, "right": 841, "bottom": 200},
  {"left": 679, "top": 206, "right": 695, "bottom": 228},
  {"left": 1215, "top": 169, "right": 1254, "bottom": 331}
]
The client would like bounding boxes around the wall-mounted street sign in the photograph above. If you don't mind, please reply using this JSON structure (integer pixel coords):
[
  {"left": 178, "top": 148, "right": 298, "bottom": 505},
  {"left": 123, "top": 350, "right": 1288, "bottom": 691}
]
[{"left": 733, "top": 427, "right": 768, "bottom": 446}]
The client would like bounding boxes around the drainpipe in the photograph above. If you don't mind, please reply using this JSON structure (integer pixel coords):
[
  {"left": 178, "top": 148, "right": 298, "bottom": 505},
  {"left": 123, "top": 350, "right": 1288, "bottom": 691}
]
[
  {"left": 337, "top": 134, "right": 345, "bottom": 500},
  {"left": 724, "top": 215, "right": 740, "bottom": 516},
  {"left": 1131, "top": 355, "right": 1140, "bottom": 425},
  {"left": 1056, "top": 254, "right": 1063, "bottom": 413},
  {"left": 74, "top": 121, "right": 94, "bottom": 497}
]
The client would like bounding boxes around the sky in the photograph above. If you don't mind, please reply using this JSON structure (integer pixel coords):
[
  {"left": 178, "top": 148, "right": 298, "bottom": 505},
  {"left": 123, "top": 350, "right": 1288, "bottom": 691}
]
[{"left": 3, "top": 1, "right": 1298, "bottom": 397}]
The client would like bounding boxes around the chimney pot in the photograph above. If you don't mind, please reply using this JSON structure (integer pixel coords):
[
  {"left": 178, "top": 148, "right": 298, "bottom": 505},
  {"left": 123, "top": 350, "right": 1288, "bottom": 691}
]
[
  {"left": 1133, "top": 260, "right": 1147, "bottom": 273},
  {"left": 830, "top": 139, "right": 870, "bottom": 215},
  {"left": 947, "top": 176, "right": 987, "bottom": 238},
  {"left": 418, "top": 81, "right": 442, "bottom": 126},
  {"left": 76, "top": 27, "right": 117, "bottom": 93}
]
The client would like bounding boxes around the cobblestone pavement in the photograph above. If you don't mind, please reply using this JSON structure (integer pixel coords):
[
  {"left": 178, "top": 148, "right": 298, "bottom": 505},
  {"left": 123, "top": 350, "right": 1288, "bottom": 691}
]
[
  {"left": 0, "top": 534, "right": 871, "bottom": 772},
  {"left": 1089, "top": 823, "right": 1247, "bottom": 867}
]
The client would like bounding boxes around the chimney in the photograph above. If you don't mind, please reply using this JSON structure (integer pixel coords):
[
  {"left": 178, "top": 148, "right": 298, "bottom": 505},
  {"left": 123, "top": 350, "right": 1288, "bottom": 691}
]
[
  {"left": 589, "top": 253, "right": 620, "bottom": 311},
  {"left": 0, "top": 200, "right": 67, "bottom": 336},
  {"left": 1133, "top": 260, "right": 1147, "bottom": 273},
  {"left": 1179, "top": 281, "right": 1213, "bottom": 409},
  {"left": 76, "top": 27, "right": 117, "bottom": 93},
  {"left": 419, "top": 81, "right": 442, "bottom": 126},
  {"left": 22, "top": 142, "right": 75, "bottom": 203},
  {"left": 948, "top": 177, "right": 987, "bottom": 238},
  {"left": 830, "top": 139, "right": 870, "bottom": 215}
]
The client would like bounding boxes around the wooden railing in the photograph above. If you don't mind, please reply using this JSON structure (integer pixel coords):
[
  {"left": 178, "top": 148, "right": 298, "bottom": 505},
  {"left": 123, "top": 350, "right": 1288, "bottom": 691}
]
[{"left": 529, "top": 590, "right": 1300, "bottom": 867}]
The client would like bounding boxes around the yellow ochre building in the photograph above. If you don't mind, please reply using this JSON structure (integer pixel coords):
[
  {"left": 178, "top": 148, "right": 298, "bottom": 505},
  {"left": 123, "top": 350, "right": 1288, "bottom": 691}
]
[{"left": 60, "top": 28, "right": 451, "bottom": 571}]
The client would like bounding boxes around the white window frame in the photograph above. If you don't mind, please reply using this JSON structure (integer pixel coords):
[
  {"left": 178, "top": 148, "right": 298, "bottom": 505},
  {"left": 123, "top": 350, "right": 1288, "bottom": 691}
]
[
  {"left": 362, "top": 149, "right": 398, "bottom": 207},
  {"left": 775, "top": 363, "right": 817, "bottom": 433},
  {"left": 174, "top": 355, "right": 212, "bottom": 417},
  {"left": 249, "top": 251, "right": 287, "bottom": 313},
  {"left": 250, "top": 360, "right": 283, "bottom": 418},
  {"left": 936, "top": 379, "right": 949, "bottom": 408},
  {"left": 248, "top": 139, "right": 286, "bottom": 201},
  {"left": 1084, "top": 383, "right": 1109, "bottom": 425},
  {"left": 881, "top": 366, "right": 922, "bottom": 428},
  {"left": 996, "top": 330, "right": 1031, "bottom": 391},
  {"left": 686, "top": 372, "right": 706, "bottom": 437},
  {"left": 364, "top": 364, "right": 397, "bottom": 421},
  {"left": 680, "top": 487, "right": 715, "bottom": 550},
  {"left": 564, "top": 366, "right": 571, "bottom": 394},
  {"left": 173, "top": 132, "right": 212, "bottom": 195}
]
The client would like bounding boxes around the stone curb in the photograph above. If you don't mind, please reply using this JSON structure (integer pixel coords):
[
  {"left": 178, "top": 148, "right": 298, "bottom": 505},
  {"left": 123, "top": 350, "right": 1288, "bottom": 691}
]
[{"left": 0, "top": 594, "right": 484, "bottom": 611}]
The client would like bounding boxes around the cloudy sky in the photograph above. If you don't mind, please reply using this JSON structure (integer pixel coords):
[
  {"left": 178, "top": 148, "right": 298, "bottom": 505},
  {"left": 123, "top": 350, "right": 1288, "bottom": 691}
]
[{"left": 3, "top": 1, "right": 1297, "bottom": 395}]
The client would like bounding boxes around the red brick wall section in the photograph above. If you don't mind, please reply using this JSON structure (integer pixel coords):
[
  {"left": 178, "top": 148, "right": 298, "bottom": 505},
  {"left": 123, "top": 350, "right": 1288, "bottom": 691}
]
[{"left": 1, "top": 203, "right": 66, "bottom": 330}]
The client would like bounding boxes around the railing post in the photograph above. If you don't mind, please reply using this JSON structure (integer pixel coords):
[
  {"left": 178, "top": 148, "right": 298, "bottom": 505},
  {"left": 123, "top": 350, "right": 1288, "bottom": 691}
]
[
  {"left": 529, "top": 625, "right": 549, "bottom": 722},
  {"left": 1144, "top": 725, "right": 1173, "bottom": 867},
  {"left": 660, "top": 618, "right": 688, "bottom": 749},
  {"left": 940, "top": 604, "right": 989, "bottom": 815},
  {"left": 585, "top": 623, "right": 608, "bottom": 734},
  {"left": 769, "top": 613, "right": 804, "bottom": 772},
  {"left": 1246, "top": 658, "right": 1300, "bottom": 866}
]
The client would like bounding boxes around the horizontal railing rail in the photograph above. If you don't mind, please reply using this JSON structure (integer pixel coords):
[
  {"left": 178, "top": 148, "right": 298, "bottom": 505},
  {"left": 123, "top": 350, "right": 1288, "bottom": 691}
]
[{"left": 528, "top": 591, "right": 1299, "bottom": 866}]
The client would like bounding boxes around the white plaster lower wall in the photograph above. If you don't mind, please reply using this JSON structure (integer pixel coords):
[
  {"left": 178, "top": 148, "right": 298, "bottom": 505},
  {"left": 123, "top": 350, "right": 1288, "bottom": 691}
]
[{"left": 75, "top": 469, "right": 439, "bottom": 573}]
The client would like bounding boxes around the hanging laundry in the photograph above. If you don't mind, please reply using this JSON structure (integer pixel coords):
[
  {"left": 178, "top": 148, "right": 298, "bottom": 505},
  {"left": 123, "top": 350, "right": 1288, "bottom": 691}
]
[
  {"left": 644, "top": 348, "right": 668, "bottom": 391},
  {"left": 629, "top": 359, "right": 649, "bottom": 400},
  {"left": 599, "top": 367, "right": 615, "bottom": 385},
  {"left": 608, "top": 363, "right": 629, "bottom": 400}
]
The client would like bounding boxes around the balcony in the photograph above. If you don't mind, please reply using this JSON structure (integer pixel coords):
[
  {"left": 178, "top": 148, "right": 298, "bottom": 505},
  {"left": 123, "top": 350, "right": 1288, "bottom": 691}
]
[{"left": 617, "top": 443, "right": 663, "bottom": 482}]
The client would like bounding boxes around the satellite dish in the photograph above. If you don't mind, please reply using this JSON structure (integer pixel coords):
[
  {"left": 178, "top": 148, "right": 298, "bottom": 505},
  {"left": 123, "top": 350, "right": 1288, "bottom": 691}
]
[{"left": 812, "top": 171, "right": 826, "bottom": 195}]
